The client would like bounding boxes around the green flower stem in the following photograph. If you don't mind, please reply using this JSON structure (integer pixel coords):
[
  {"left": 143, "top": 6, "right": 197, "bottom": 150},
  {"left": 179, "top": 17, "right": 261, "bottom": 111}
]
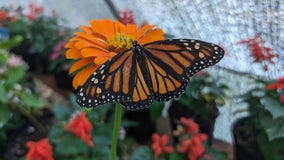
[
  {"left": 111, "top": 103, "right": 123, "bottom": 160},
  {"left": 11, "top": 103, "right": 44, "bottom": 130}
]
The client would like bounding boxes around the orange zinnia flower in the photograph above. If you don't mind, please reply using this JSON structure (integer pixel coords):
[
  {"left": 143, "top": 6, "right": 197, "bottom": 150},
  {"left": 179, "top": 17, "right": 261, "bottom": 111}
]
[
  {"left": 26, "top": 138, "right": 53, "bottom": 160},
  {"left": 65, "top": 19, "right": 164, "bottom": 89},
  {"left": 65, "top": 111, "right": 94, "bottom": 147},
  {"left": 151, "top": 133, "right": 174, "bottom": 157}
]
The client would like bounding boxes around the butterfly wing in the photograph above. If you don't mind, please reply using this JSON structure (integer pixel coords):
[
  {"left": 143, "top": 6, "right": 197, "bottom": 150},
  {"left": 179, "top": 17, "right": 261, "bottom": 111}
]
[
  {"left": 76, "top": 49, "right": 153, "bottom": 110},
  {"left": 143, "top": 39, "right": 224, "bottom": 102}
]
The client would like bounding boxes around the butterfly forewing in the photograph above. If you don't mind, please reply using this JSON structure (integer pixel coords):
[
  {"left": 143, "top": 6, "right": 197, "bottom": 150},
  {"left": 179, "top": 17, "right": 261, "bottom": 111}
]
[
  {"left": 77, "top": 50, "right": 135, "bottom": 107},
  {"left": 143, "top": 39, "right": 224, "bottom": 102}
]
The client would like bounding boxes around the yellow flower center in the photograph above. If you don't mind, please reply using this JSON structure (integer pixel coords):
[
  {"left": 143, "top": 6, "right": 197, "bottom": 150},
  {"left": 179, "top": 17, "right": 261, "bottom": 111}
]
[{"left": 107, "top": 33, "right": 135, "bottom": 53}]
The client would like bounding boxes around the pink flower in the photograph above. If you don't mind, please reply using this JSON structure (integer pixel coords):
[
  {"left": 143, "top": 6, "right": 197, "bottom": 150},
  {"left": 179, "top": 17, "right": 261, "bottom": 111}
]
[
  {"left": 118, "top": 10, "right": 135, "bottom": 25},
  {"left": 50, "top": 52, "right": 59, "bottom": 60},
  {"left": 53, "top": 41, "right": 67, "bottom": 52},
  {"left": 7, "top": 55, "right": 24, "bottom": 67}
]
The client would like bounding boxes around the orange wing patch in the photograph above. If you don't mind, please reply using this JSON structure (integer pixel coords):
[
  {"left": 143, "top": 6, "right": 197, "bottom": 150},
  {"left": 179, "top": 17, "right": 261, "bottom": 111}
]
[
  {"left": 132, "top": 62, "right": 151, "bottom": 102},
  {"left": 146, "top": 58, "right": 181, "bottom": 94},
  {"left": 147, "top": 49, "right": 184, "bottom": 75}
]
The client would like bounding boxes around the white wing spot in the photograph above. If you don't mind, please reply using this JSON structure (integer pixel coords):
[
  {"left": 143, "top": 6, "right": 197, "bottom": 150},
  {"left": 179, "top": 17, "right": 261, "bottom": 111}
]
[{"left": 93, "top": 78, "right": 99, "bottom": 84}]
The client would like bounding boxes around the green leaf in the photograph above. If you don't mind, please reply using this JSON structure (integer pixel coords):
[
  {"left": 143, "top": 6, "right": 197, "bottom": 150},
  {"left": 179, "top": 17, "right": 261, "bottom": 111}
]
[
  {"left": 49, "top": 125, "right": 89, "bottom": 155},
  {"left": 0, "top": 35, "right": 23, "bottom": 50},
  {"left": 6, "top": 65, "right": 26, "bottom": 86},
  {"left": 149, "top": 101, "right": 164, "bottom": 121},
  {"left": 0, "top": 104, "right": 12, "bottom": 128},
  {"left": 18, "top": 93, "right": 47, "bottom": 108},
  {"left": 0, "top": 85, "right": 8, "bottom": 103},
  {"left": 91, "top": 146, "right": 111, "bottom": 160},
  {"left": 69, "top": 94, "right": 82, "bottom": 110},
  {"left": 169, "top": 152, "right": 185, "bottom": 160},
  {"left": 129, "top": 146, "right": 154, "bottom": 160},
  {"left": 261, "top": 97, "right": 284, "bottom": 119},
  {"left": 260, "top": 116, "right": 284, "bottom": 141},
  {"left": 56, "top": 134, "right": 89, "bottom": 155},
  {"left": 52, "top": 103, "right": 73, "bottom": 120},
  {"left": 203, "top": 143, "right": 228, "bottom": 160},
  {"left": 257, "top": 131, "right": 284, "bottom": 160}
]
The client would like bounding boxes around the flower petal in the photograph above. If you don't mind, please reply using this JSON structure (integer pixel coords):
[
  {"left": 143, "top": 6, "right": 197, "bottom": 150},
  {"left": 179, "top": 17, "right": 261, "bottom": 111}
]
[
  {"left": 69, "top": 58, "right": 93, "bottom": 74},
  {"left": 94, "top": 56, "right": 110, "bottom": 65},
  {"left": 90, "top": 19, "right": 115, "bottom": 38},
  {"left": 114, "top": 20, "right": 127, "bottom": 34},
  {"left": 80, "top": 25, "right": 93, "bottom": 34},
  {"left": 81, "top": 48, "right": 110, "bottom": 57},
  {"left": 66, "top": 48, "right": 83, "bottom": 59},
  {"left": 72, "top": 65, "right": 98, "bottom": 89},
  {"left": 74, "top": 40, "right": 108, "bottom": 50},
  {"left": 76, "top": 32, "right": 109, "bottom": 49},
  {"left": 124, "top": 24, "right": 138, "bottom": 35},
  {"left": 152, "top": 133, "right": 160, "bottom": 142},
  {"left": 133, "top": 24, "right": 154, "bottom": 40},
  {"left": 138, "top": 28, "right": 164, "bottom": 44}
]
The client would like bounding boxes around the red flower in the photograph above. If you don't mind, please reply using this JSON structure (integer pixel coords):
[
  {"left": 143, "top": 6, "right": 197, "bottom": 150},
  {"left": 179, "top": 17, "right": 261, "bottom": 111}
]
[
  {"left": 266, "top": 83, "right": 277, "bottom": 90},
  {"left": 0, "top": 10, "right": 8, "bottom": 20},
  {"left": 26, "top": 138, "right": 53, "bottom": 160},
  {"left": 118, "top": 10, "right": 135, "bottom": 25},
  {"left": 151, "top": 133, "right": 174, "bottom": 157},
  {"left": 266, "top": 77, "right": 284, "bottom": 104},
  {"left": 27, "top": 3, "right": 44, "bottom": 20},
  {"left": 178, "top": 134, "right": 208, "bottom": 160},
  {"left": 276, "top": 78, "right": 284, "bottom": 90},
  {"left": 237, "top": 33, "right": 277, "bottom": 70},
  {"left": 266, "top": 77, "right": 284, "bottom": 91},
  {"left": 65, "top": 112, "right": 94, "bottom": 147},
  {"left": 180, "top": 117, "right": 200, "bottom": 135},
  {"left": 280, "top": 94, "right": 284, "bottom": 103}
]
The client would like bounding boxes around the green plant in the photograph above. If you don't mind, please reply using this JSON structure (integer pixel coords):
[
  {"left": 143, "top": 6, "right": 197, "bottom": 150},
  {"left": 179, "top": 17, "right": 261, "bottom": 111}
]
[
  {"left": 176, "top": 72, "right": 227, "bottom": 119},
  {"left": 46, "top": 94, "right": 135, "bottom": 160},
  {"left": 0, "top": 37, "right": 47, "bottom": 149},
  {"left": 233, "top": 33, "right": 283, "bottom": 160},
  {"left": 240, "top": 77, "right": 284, "bottom": 159},
  {"left": 1, "top": 4, "right": 71, "bottom": 72},
  {"left": 127, "top": 117, "right": 227, "bottom": 160}
]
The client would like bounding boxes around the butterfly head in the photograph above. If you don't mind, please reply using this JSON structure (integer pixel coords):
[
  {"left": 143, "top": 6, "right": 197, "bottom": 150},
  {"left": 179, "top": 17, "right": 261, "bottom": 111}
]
[{"left": 131, "top": 41, "right": 143, "bottom": 54}]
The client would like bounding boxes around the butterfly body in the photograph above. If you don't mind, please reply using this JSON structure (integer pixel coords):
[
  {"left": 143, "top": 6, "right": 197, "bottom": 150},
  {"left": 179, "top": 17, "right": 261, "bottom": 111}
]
[{"left": 77, "top": 39, "right": 224, "bottom": 110}]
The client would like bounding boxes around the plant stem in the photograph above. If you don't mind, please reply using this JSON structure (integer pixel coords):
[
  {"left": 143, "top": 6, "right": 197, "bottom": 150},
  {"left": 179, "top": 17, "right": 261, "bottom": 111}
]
[
  {"left": 11, "top": 103, "right": 44, "bottom": 130},
  {"left": 111, "top": 103, "right": 123, "bottom": 160}
]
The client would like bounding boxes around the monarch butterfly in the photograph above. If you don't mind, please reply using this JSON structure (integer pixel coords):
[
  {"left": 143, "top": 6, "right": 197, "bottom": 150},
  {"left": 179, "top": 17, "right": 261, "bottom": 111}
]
[{"left": 77, "top": 39, "right": 224, "bottom": 110}]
